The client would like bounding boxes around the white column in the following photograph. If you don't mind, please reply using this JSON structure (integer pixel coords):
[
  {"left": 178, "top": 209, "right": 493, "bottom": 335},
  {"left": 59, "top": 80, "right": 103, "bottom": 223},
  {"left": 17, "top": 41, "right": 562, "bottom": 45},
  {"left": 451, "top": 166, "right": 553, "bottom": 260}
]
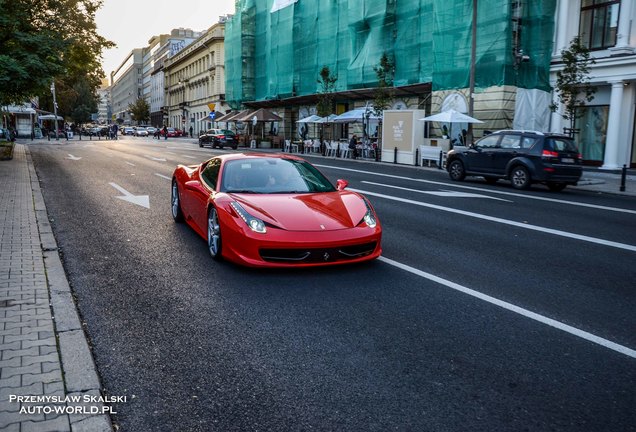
[
  {"left": 611, "top": 0, "right": 635, "bottom": 54},
  {"left": 602, "top": 81, "right": 625, "bottom": 170},
  {"left": 554, "top": 0, "right": 571, "bottom": 56}
]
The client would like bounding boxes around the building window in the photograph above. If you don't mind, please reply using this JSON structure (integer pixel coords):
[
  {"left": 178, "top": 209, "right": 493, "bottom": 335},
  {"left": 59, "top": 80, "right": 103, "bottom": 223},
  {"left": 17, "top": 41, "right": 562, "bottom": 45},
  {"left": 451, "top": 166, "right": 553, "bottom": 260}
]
[
  {"left": 574, "top": 105, "right": 609, "bottom": 163},
  {"left": 579, "top": 0, "right": 620, "bottom": 50}
]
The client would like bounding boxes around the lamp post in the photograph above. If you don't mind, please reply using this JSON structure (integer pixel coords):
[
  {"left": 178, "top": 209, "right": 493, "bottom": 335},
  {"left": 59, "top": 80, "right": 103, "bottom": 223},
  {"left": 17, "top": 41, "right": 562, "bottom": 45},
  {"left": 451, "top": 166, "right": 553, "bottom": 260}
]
[
  {"left": 50, "top": 81, "right": 59, "bottom": 141},
  {"left": 467, "top": 0, "right": 477, "bottom": 146}
]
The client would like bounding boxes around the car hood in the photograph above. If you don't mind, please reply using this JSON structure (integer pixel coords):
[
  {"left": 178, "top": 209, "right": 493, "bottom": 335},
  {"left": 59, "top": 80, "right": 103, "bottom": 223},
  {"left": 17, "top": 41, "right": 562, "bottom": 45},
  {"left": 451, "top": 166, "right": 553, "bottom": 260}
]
[{"left": 231, "top": 191, "right": 368, "bottom": 232}]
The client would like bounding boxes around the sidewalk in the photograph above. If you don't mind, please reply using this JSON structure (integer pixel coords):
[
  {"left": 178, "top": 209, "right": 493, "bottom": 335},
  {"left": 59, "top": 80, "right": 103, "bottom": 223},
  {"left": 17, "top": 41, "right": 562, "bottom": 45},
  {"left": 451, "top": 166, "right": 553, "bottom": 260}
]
[{"left": 0, "top": 144, "right": 112, "bottom": 432}]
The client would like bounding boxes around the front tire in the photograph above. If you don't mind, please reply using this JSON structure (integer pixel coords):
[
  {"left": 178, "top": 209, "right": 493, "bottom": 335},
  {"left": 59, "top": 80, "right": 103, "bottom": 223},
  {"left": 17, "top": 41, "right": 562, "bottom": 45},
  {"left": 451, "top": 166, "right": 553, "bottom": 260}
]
[
  {"left": 510, "top": 165, "right": 531, "bottom": 190},
  {"left": 171, "top": 180, "right": 184, "bottom": 222},
  {"left": 448, "top": 160, "right": 466, "bottom": 181},
  {"left": 207, "top": 207, "right": 222, "bottom": 260}
]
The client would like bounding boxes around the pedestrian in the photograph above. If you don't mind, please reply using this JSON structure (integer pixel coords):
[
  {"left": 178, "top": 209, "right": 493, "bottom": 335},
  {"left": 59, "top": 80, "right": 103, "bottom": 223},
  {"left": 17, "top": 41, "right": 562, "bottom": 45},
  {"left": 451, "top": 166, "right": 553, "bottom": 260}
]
[
  {"left": 189, "top": 125, "right": 193, "bottom": 138},
  {"left": 349, "top": 134, "right": 358, "bottom": 159},
  {"left": 113, "top": 124, "right": 118, "bottom": 140},
  {"left": 163, "top": 126, "right": 168, "bottom": 140}
]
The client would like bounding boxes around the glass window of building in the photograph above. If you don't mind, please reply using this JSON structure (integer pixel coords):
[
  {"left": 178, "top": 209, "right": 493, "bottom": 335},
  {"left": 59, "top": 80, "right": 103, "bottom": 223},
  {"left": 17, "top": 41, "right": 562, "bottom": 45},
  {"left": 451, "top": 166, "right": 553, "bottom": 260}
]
[
  {"left": 579, "top": 0, "right": 620, "bottom": 49},
  {"left": 574, "top": 105, "right": 609, "bottom": 163}
]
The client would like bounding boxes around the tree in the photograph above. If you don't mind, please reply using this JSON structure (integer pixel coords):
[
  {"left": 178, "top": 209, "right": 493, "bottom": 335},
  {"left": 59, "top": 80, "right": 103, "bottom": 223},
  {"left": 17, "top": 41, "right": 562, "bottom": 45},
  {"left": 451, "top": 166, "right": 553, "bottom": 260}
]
[
  {"left": 372, "top": 53, "right": 395, "bottom": 118},
  {"left": 550, "top": 36, "right": 596, "bottom": 136},
  {"left": 316, "top": 66, "right": 338, "bottom": 118},
  {"left": 0, "top": 0, "right": 113, "bottom": 110},
  {"left": 128, "top": 99, "right": 150, "bottom": 125}
]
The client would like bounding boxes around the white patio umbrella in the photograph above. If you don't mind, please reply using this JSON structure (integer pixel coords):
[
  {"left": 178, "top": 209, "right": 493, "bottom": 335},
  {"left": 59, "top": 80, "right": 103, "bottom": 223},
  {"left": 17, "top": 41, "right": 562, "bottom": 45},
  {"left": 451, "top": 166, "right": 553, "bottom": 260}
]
[
  {"left": 333, "top": 107, "right": 381, "bottom": 123},
  {"left": 419, "top": 109, "right": 483, "bottom": 145},
  {"left": 296, "top": 114, "right": 322, "bottom": 123},
  {"left": 38, "top": 114, "right": 64, "bottom": 120}
]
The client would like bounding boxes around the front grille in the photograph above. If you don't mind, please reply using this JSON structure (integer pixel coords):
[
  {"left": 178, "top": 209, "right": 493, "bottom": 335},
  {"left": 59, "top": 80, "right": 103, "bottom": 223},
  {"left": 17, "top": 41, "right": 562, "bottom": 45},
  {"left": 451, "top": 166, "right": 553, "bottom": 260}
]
[{"left": 260, "top": 242, "right": 377, "bottom": 264}]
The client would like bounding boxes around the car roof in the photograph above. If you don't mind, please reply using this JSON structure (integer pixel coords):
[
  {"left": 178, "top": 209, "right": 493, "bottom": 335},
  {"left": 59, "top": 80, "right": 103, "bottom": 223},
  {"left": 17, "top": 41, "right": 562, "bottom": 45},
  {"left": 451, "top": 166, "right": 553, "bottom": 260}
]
[{"left": 490, "top": 130, "right": 571, "bottom": 138}]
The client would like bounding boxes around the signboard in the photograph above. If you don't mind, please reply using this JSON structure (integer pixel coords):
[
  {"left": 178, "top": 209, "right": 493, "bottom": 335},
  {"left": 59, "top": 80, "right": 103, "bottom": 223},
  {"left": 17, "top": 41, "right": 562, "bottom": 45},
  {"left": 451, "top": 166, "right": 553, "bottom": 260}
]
[{"left": 381, "top": 110, "right": 427, "bottom": 164}]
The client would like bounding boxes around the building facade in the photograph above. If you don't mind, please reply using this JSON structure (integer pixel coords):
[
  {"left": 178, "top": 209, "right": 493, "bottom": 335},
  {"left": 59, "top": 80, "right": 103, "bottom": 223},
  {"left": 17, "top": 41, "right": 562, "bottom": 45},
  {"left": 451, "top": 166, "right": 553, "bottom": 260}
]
[
  {"left": 110, "top": 49, "right": 144, "bottom": 125},
  {"left": 96, "top": 78, "right": 111, "bottom": 124},
  {"left": 163, "top": 20, "right": 229, "bottom": 136},
  {"left": 551, "top": 0, "right": 636, "bottom": 169},
  {"left": 146, "top": 28, "right": 202, "bottom": 128}
]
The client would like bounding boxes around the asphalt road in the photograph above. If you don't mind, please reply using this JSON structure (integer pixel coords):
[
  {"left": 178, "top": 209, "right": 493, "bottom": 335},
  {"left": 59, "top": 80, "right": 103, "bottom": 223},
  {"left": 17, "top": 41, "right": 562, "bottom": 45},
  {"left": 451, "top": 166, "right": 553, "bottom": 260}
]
[{"left": 30, "top": 137, "right": 636, "bottom": 432}]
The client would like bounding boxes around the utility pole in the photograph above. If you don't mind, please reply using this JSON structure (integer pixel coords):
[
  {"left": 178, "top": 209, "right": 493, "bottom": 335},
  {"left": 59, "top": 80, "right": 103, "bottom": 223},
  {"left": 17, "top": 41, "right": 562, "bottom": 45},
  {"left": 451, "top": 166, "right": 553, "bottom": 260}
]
[
  {"left": 467, "top": 0, "right": 477, "bottom": 145},
  {"left": 50, "top": 81, "right": 59, "bottom": 141}
]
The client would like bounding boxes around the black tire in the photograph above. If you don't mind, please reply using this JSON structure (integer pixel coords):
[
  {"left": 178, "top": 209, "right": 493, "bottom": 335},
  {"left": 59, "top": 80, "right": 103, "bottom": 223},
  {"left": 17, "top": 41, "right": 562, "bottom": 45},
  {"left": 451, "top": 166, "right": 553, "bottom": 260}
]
[
  {"left": 171, "top": 180, "right": 184, "bottom": 222},
  {"left": 547, "top": 182, "right": 567, "bottom": 192},
  {"left": 484, "top": 176, "right": 498, "bottom": 185},
  {"left": 510, "top": 165, "right": 531, "bottom": 190},
  {"left": 207, "top": 207, "right": 222, "bottom": 260},
  {"left": 448, "top": 159, "right": 466, "bottom": 181}
]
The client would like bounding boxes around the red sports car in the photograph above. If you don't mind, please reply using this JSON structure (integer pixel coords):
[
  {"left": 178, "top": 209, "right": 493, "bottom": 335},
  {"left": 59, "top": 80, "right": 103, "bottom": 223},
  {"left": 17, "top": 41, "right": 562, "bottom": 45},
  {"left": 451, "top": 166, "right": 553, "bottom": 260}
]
[{"left": 170, "top": 153, "right": 382, "bottom": 267}]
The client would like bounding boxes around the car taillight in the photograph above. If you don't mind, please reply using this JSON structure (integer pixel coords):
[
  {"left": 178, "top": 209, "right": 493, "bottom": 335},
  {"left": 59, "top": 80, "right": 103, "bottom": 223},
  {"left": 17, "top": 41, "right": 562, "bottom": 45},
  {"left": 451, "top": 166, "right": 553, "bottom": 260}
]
[
  {"left": 578, "top": 153, "right": 583, "bottom": 160},
  {"left": 542, "top": 150, "right": 559, "bottom": 158},
  {"left": 219, "top": 135, "right": 225, "bottom": 139}
]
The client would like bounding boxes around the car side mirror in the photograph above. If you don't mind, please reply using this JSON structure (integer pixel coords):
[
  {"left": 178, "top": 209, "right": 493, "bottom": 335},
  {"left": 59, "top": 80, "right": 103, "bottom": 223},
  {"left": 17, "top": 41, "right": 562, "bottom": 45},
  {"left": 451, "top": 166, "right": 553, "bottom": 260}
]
[{"left": 336, "top": 179, "right": 348, "bottom": 191}]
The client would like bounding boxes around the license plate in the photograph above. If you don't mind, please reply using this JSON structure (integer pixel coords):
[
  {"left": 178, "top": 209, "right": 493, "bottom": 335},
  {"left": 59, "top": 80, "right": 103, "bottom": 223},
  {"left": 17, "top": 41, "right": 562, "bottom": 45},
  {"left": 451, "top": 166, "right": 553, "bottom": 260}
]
[{"left": 561, "top": 157, "right": 574, "bottom": 163}]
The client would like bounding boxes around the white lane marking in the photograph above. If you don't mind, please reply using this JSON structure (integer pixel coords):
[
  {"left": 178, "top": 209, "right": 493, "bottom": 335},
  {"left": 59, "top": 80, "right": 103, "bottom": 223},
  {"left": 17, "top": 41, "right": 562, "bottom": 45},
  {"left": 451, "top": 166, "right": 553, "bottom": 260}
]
[
  {"left": 181, "top": 155, "right": 197, "bottom": 159},
  {"left": 155, "top": 173, "right": 172, "bottom": 180},
  {"left": 363, "top": 181, "right": 511, "bottom": 201},
  {"left": 315, "top": 164, "right": 636, "bottom": 215},
  {"left": 353, "top": 188, "right": 636, "bottom": 252},
  {"left": 379, "top": 256, "right": 636, "bottom": 359},
  {"left": 125, "top": 162, "right": 135, "bottom": 167},
  {"left": 144, "top": 154, "right": 167, "bottom": 162},
  {"left": 66, "top": 154, "right": 82, "bottom": 160},
  {"left": 109, "top": 183, "right": 150, "bottom": 209}
]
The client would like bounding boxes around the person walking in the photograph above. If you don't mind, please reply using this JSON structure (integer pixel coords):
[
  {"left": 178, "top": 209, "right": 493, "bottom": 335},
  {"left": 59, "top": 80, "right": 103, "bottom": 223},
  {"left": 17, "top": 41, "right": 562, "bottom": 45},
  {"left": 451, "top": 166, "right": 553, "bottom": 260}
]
[
  {"left": 189, "top": 125, "right": 193, "bottom": 138},
  {"left": 349, "top": 134, "right": 358, "bottom": 159},
  {"left": 163, "top": 125, "right": 168, "bottom": 140}
]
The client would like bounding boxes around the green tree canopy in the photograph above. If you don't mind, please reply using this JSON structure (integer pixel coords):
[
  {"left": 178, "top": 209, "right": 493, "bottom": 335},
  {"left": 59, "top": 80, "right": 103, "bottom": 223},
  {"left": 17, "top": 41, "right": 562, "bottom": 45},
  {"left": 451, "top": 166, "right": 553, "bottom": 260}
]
[
  {"left": 316, "top": 66, "right": 338, "bottom": 117},
  {"left": 372, "top": 53, "right": 395, "bottom": 118},
  {"left": 0, "top": 0, "right": 113, "bottom": 111},
  {"left": 128, "top": 98, "right": 150, "bottom": 125},
  {"left": 550, "top": 36, "right": 596, "bottom": 134}
]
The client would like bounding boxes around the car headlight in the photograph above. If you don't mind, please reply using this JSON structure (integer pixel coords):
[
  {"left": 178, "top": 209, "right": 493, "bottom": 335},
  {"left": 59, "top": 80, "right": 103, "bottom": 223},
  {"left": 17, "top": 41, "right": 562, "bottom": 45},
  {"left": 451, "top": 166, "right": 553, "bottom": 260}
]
[
  {"left": 230, "top": 202, "right": 267, "bottom": 234},
  {"left": 362, "top": 200, "right": 377, "bottom": 228}
]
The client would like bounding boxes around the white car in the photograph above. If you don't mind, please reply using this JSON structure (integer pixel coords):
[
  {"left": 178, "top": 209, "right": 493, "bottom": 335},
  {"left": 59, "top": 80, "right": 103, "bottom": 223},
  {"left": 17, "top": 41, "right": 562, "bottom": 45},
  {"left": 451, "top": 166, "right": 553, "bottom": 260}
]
[
  {"left": 146, "top": 127, "right": 157, "bottom": 135},
  {"left": 134, "top": 127, "right": 148, "bottom": 137}
]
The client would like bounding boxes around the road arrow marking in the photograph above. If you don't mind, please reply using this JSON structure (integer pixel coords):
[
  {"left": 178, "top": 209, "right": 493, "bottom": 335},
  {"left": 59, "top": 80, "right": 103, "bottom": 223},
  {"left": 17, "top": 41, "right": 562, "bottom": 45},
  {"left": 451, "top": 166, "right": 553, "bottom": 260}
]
[
  {"left": 144, "top": 154, "right": 167, "bottom": 162},
  {"left": 66, "top": 154, "right": 82, "bottom": 160},
  {"left": 109, "top": 182, "right": 150, "bottom": 209},
  {"left": 181, "top": 155, "right": 197, "bottom": 159},
  {"left": 155, "top": 173, "right": 171, "bottom": 180},
  {"left": 126, "top": 161, "right": 136, "bottom": 166}
]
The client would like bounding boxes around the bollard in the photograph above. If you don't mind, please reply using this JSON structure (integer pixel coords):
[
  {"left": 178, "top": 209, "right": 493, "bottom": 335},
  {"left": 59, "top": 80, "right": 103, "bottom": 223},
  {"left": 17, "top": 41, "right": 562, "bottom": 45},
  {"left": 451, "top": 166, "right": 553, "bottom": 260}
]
[
  {"left": 415, "top": 148, "right": 419, "bottom": 167},
  {"left": 438, "top": 151, "right": 443, "bottom": 169},
  {"left": 394, "top": 147, "right": 398, "bottom": 164},
  {"left": 620, "top": 164, "right": 627, "bottom": 192}
]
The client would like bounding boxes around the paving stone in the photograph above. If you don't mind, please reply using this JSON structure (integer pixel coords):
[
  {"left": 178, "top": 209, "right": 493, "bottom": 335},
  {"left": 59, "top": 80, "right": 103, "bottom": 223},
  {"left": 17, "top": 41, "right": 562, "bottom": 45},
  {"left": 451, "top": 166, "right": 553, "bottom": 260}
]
[{"left": 21, "top": 415, "right": 71, "bottom": 432}]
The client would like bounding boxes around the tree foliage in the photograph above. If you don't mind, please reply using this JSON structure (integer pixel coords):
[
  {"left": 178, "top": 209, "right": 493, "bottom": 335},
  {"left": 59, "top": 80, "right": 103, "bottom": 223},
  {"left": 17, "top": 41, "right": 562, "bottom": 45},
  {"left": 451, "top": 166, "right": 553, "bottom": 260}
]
[
  {"left": 550, "top": 36, "right": 596, "bottom": 133},
  {"left": 128, "top": 98, "right": 150, "bottom": 125},
  {"left": 0, "top": 0, "right": 114, "bottom": 114},
  {"left": 372, "top": 53, "right": 395, "bottom": 117},
  {"left": 316, "top": 66, "right": 338, "bottom": 117}
]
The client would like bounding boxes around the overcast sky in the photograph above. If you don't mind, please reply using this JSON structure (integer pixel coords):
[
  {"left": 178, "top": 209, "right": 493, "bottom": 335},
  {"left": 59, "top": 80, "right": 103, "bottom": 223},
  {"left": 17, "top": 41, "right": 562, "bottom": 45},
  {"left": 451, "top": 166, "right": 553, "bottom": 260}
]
[{"left": 96, "top": 0, "right": 236, "bottom": 78}]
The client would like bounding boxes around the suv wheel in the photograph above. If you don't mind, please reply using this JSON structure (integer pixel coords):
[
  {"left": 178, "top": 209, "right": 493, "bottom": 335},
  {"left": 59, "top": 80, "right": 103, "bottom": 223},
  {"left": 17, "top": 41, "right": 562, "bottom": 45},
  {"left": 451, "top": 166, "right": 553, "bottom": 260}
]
[
  {"left": 448, "top": 160, "right": 466, "bottom": 181},
  {"left": 510, "top": 165, "right": 531, "bottom": 190}
]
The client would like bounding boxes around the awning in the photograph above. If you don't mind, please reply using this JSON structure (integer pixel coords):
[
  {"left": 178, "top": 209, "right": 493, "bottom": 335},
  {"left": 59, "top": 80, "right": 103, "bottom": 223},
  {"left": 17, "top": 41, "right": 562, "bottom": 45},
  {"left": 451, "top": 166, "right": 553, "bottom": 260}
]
[{"left": 38, "top": 114, "right": 64, "bottom": 120}]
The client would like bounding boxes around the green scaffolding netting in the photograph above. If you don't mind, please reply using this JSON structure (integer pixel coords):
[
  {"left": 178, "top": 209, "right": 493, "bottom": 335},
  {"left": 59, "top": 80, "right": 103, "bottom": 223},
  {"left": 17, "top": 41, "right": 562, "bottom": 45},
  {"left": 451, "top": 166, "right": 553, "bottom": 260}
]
[{"left": 225, "top": 0, "right": 556, "bottom": 108}]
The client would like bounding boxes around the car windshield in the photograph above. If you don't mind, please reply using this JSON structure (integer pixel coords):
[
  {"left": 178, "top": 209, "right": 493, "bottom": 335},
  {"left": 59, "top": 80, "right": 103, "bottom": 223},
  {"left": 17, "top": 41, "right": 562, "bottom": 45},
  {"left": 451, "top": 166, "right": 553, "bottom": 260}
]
[
  {"left": 221, "top": 158, "right": 336, "bottom": 194},
  {"left": 221, "top": 129, "right": 235, "bottom": 136}
]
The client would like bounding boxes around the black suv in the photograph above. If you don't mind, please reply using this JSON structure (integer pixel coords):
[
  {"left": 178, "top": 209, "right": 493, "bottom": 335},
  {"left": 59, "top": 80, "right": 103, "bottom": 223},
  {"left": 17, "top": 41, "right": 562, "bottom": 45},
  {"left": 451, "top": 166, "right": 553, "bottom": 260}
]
[
  {"left": 446, "top": 130, "right": 582, "bottom": 191},
  {"left": 198, "top": 129, "right": 237, "bottom": 149}
]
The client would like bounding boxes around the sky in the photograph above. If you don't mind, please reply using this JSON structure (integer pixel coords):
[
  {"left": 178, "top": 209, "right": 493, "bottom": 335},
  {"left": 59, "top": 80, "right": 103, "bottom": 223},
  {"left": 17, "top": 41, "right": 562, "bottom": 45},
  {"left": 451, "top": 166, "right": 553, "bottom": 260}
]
[{"left": 95, "top": 0, "right": 236, "bottom": 78}]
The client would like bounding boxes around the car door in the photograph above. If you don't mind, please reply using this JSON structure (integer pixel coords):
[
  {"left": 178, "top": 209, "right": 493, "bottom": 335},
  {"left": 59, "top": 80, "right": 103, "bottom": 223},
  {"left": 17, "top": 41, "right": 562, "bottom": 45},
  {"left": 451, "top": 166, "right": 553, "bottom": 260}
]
[
  {"left": 491, "top": 134, "right": 522, "bottom": 174},
  {"left": 464, "top": 134, "right": 501, "bottom": 173},
  {"left": 184, "top": 159, "right": 221, "bottom": 233}
]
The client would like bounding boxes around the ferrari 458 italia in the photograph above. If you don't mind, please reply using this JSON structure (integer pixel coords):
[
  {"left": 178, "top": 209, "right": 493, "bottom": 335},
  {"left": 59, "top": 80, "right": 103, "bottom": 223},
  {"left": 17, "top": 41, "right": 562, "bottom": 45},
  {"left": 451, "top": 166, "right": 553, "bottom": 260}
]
[{"left": 171, "top": 153, "right": 382, "bottom": 267}]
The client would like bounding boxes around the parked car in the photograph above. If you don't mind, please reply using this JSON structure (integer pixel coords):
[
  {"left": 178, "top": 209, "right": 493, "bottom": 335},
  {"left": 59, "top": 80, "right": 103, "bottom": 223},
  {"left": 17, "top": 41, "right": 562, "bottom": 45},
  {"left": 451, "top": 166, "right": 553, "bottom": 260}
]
[
  {"left": 122, "top": 127, "right": 135, "bottom": 136},
  {"left": 146, "top": 127, "right": 157, "bottom": 135},
  {"left": 198, "top": 128, "right": 237, "bottom": 149},
  {"left": 446, "top": 130, "right": 582, "bottom": 191},
  {"left": 134, "top": 127, "right": 148, "bottom": 137},
  {"left": 170, "top": 153, "right": 382, "bottom": 267}
]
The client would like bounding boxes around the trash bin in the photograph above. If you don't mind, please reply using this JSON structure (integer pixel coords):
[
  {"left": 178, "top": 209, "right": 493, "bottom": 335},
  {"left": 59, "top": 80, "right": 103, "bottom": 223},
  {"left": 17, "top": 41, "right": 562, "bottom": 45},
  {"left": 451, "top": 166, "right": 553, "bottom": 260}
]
[{"left": 67, "top": 131, "right": 73, "bottom": 139}]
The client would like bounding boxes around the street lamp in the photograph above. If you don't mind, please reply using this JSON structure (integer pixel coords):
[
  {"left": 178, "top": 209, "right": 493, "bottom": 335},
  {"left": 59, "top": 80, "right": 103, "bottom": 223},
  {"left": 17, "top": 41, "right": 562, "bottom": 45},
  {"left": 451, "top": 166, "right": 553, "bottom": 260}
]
[{"left": 50, "top": 81, "right": 59, "bottom": 140}]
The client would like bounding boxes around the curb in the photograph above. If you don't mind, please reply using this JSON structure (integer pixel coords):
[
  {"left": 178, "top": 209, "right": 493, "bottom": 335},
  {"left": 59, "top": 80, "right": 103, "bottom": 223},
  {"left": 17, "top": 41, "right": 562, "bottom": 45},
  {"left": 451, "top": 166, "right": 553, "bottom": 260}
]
[{"left": 25, "top": 146, "right": 113, "bottom": 432}]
